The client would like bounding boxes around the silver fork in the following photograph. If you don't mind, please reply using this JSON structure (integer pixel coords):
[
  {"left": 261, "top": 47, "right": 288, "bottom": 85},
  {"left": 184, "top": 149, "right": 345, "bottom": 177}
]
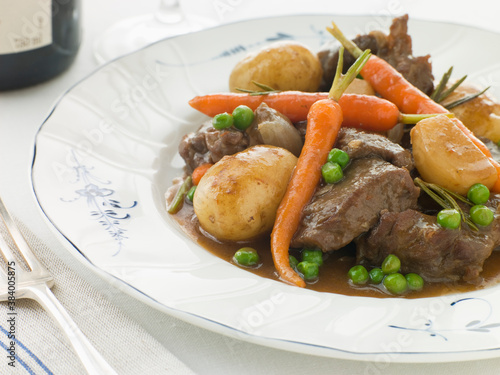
[{"left": 0, "top": 197, "right": 118, "bottom": 375}]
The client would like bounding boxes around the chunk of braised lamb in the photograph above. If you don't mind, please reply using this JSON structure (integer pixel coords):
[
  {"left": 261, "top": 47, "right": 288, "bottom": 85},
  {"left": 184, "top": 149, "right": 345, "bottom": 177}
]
[
  {"left": 318, "top": 14, "right": 434, "bottom": 95},
  {"left": 178, "top": 122, "right": 211, "bottom": 172},
  {"left": 336, "top": 127, "right": 414, "bottom": 170},
  {"left": 291, "top": 158, "right": 420, "bottom": 252},
  {"left": 179, "top": 102, "right": 305, "bottom": 172},
  {"left": 178, "top": 120, "right": 250, "bottom": 172},
  {"left": 379, "top": 14, "right": 434, "bottom": 95},
  {"left": 356, "top": 198, "right": 500, "bottom": 283},
  {"left": 205, "top": 126, "right": 250, "bottom": 163}
]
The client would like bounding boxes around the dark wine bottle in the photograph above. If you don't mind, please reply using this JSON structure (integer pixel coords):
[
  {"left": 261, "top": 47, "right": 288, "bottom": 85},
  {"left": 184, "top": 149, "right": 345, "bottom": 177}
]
[{"left": 0, "top": 0, "right": 81, "bottom": 91}]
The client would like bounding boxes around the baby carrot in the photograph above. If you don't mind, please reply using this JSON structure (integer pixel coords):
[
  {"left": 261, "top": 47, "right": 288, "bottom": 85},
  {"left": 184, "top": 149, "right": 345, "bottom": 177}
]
[
  {"left": 271, "top": 100, "right": 342, "bottom": 287},
  {"left": 327, "top": 21, "right": 500, "bottom": 192},
  {"left": 189, "top": 92, "right": 328, "bottom": 123},
  {"left": 271, "top": 47, "right": 371, "bottom": 287},
  {"left": 190, "top": 92, "right": 437, "bottom": 132},
  {"left": 192, "top": 163, "right": 213, "bottom": 185},
  {"left": 337, "top": 94, "right": 397, "bottom": 129}
]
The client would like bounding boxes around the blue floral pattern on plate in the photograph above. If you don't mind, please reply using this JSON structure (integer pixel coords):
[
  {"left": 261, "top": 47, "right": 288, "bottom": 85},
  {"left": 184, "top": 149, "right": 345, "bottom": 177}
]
[
  {"left": 389, "top": 298, "right": 500, "bottom": 341},
  {"left": 61, "top": 150, "right": 137, "bottom": 255}
]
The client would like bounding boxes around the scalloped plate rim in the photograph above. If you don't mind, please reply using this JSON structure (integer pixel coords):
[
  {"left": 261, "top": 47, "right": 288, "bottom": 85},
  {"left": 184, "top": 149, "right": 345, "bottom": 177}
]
[{"left": 31, "top": 14, "right": 500, "bottom": 363}]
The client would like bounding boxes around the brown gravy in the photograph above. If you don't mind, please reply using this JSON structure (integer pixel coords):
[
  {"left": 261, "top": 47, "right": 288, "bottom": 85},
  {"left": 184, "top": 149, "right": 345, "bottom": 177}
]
[{"left": 173, "top": 203, "right": 500, "bottom": 298}]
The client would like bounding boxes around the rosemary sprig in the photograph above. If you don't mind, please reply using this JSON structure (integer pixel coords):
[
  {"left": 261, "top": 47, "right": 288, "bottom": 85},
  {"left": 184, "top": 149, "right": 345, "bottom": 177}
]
[
  {"left": 414, "top": 178, "right": 450, "bottom": 209},
  {"left": 414, "top": 177, "right": 478, "bottom": 231},
  {"left": 445, "top": 86, "right": 490, "bottom": 110},
  {"left": 431, "top": 66, "right": 489, "bottom": 109},
  {"left": 430, "top": 66, "right": 453, "bottom": 101},
  {"left": 236, "top": 81, "right": 281, "bottom": 95},
  {"left": 439, "top": 188, "right": 469, "bottom": 228},
  {"left": 439, "top": 186, "right": 472, "bottom": 206},
  {"left": 436, "top": 75, "right": 467, "bottom": 103}
]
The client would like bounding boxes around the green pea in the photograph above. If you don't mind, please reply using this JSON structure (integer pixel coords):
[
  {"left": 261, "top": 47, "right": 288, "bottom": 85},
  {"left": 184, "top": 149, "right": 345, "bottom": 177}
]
[
  {"left": 289, "top": 255, "right": 299, "bottom": 270},
  {"left": 232, "top": 105, "right": 254, "bottom": 131},
  {"left": 467, "top": 183, "right": 490, "bottom": 205},
  {"left": 405, "top": 273, "right": 424, "bottom": 291},
  {"left": 470, "top": 205, "right": 494, "bottom": 226},
  {"left": 381, "top": 254, "right": 401, "bottom": 275},
  {"left": 348, "top": 265, "right": 369, "bottom": 285},
  {"left": 321, "top": 162, "right": 343, "bottom": 184},
  {"left": 186, "top": 186, "right": 196, "bottom": 202},
  {"left": 369, "top": 267, "right": 385, "bottom": 284},
  {"left": 212, "top": 112, "right": 233, "bottom": 130},
  {"left": 233, "top": 247, "right": 259, "bottom": 267},
  {"left": 327, "top": 148, "right": 350, "bottom": 169},
  {"left": 437, "top": 208, "right": 461, "bottom": 229},
  {"left": 383, "top": 273, "right": 408, "bottom": 294},
  {"left": 302, "top": 248, "right": 323, "bottom": 266},
  {"left": 297, "top": 261, "right": 319, "bottom": 281}
]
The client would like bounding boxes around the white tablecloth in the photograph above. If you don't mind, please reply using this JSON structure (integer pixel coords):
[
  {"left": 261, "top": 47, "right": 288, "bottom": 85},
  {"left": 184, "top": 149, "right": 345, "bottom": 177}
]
[{"left": 1, "top": 1, "right": 500, "bottom": 374}]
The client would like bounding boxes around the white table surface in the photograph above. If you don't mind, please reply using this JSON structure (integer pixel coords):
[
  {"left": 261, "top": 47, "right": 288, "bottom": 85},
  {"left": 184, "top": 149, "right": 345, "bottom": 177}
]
[{"left": 2, "top": 0, "right": 500, "bottom": 374}]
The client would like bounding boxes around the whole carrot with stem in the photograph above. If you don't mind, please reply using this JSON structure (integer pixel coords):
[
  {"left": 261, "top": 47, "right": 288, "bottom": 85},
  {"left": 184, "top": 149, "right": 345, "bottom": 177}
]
[
  {"left": 327, "top": 22, "right": 500, "bottom": 192},
  {"left": 189, "top": 91, "right": 446, "bottom": 132},
  {"left": 271, "top": 47, "right": 371, "bottom": 287},
  {"left": 189, "top": 92, "right": 328, "bottom": 124}
]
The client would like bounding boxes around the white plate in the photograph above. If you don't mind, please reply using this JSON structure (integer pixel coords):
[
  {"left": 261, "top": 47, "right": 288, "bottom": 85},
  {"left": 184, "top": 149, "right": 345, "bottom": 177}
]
[{"left": 32, "top": 15, "right": 500, "bottom": 362}]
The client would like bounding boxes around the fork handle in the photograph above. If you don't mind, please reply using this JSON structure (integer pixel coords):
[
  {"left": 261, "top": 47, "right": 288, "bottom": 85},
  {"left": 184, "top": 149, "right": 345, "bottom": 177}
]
[{"left": 26, "top": 284, "right": 118, "bottom": 375}]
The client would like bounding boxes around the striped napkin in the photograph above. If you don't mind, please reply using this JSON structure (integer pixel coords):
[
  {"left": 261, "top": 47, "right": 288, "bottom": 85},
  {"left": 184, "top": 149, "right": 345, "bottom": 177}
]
[{"left": 0, "top": 221, "right": 195, "bottom": 375}]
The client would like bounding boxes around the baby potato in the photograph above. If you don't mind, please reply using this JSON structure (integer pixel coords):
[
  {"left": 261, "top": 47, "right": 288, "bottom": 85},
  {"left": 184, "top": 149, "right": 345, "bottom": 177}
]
[
  {"left": 194, "top": 145, "right": 297, "bottom": 241},
  {"left": 441, "top": 83, "right": 500, "bottom": 143},
  {"left": 410, "top": 114, "right": 497, "bottom": 195},
  {"left": 229, "top": 41, "right": 323, "bottom": 93}
]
